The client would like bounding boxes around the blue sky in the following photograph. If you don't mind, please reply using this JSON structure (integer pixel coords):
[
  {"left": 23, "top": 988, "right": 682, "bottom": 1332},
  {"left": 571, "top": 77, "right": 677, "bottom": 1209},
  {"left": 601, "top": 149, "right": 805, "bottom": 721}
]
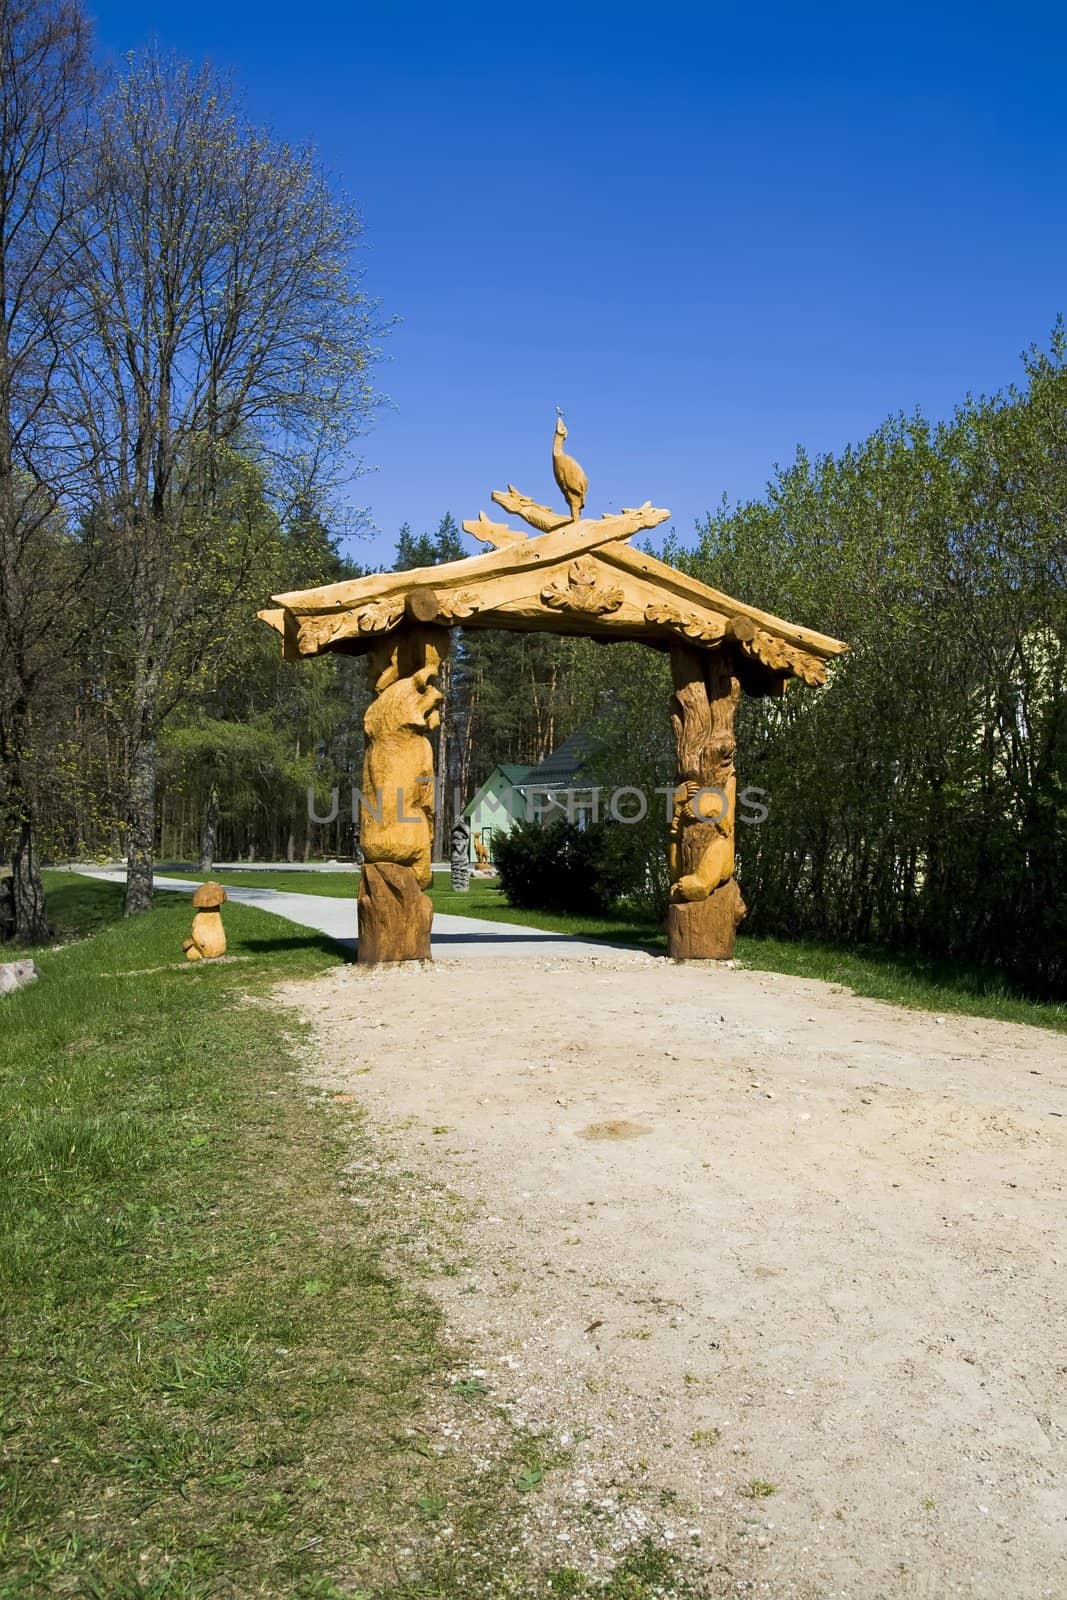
[{"left": 88, "top": 1, "right": 1067, "bottom": 569}]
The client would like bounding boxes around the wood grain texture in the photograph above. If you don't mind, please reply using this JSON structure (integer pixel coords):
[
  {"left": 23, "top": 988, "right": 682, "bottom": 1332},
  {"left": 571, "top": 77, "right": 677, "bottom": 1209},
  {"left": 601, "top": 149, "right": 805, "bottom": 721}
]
[
  {"left": 262, "top": 528, "right": 844, "bottom": 682},
  {"left": 269, "top": 504, "right": 670, "bottom": 613},
  {"left": 489, "top": 486, "right": 570, "bottom": 533},
  {"left": 666, "top": 643, "right": 745, "bottom": 960},
  {"left": 360, "top": 627, "right": 447, "bottom": 891},
  {"left": 355, "top": 627, "right": 446, "bottom": 962},
  {"left": 552, "top": 413, "right": 588, "bottom": 521},
  {"left": 666, "top": 879, "right": 747, "bottom": 961},
  {"left": 357, "top": 862, "right": 432, "bottom": 964}
]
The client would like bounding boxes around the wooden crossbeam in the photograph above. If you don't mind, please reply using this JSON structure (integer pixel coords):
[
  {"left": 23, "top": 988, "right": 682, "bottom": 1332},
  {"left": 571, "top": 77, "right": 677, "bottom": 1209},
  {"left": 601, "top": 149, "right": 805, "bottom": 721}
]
[{"left": 271, "top": 503, "right": 671, "bottom": 613}]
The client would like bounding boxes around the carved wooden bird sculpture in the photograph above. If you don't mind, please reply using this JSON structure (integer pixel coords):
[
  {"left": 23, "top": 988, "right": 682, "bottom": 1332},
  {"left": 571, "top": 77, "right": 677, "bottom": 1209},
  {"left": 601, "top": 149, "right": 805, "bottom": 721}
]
[{"left": 553, "top": 410, "right": 588, "bottom": 522}]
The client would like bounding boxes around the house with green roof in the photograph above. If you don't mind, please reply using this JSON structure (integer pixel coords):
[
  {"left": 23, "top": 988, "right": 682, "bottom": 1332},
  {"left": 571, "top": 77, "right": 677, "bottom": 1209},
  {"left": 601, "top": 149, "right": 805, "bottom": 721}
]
[
  {"left": 522, "top": 729, "right": 594, "bottom": 818},
  {"left": 462, "top": 763, "right": 533, "bottom": 862},
  {"left": 461, "top": 730, "right": 597, "bottom": 862}
]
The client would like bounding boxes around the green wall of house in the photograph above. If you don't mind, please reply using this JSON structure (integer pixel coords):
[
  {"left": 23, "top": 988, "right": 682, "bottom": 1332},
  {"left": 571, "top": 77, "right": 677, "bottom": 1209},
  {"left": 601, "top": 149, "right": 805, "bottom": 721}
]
[{"left": 463, "top": 766, "right": 530, "bottom": 862}]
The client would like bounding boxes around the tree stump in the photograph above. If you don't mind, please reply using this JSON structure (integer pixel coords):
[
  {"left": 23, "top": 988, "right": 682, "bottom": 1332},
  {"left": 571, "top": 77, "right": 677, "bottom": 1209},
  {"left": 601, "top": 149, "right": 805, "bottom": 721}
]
[
  {"left": 358, "top": 862, "right": 432, "bottom": 963},
  {"left": 666, "top": 879, "right": 746, "bottom": 961}
]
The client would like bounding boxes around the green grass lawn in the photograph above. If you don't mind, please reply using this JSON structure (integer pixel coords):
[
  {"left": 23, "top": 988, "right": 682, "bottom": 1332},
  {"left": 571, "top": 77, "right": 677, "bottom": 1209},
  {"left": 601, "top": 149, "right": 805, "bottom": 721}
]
[
  {"left": 156, "top": 863, "right": 362, "bottom": 898},
  {"left": 429, "top": 875, "right": 664, "bottom": 952},
  {"left": 2, "top": 870, "right": 1058, "bottom": 1591},
  {"left": 735, "top": 933, "right": 1066, "bottom": 1033},
  {"left": 38, "top": 872, "right": 130, "bottom": 942},
  {"left": 0, "top": 874, "right": 694, "bottom": 1599},
  {"left": 159, "top": 865, "right": 1066, "bottom": 1033}
]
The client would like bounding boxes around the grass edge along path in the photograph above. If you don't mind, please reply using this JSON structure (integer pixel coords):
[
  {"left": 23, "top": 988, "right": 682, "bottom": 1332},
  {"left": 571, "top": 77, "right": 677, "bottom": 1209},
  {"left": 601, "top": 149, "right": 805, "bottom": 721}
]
[
  {"left": 0, "top": 875, "right": 708, "bottom": 1600},
  {"left": 151, "top": 864, "right": 1066, "bottom": 1034}
]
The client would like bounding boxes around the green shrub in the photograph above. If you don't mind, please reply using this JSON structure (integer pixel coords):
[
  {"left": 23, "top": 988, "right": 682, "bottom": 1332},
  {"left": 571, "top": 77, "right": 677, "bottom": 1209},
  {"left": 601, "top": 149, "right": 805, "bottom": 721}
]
[{"left": 494, "top": 819, "right": 647, "bottom": 915}]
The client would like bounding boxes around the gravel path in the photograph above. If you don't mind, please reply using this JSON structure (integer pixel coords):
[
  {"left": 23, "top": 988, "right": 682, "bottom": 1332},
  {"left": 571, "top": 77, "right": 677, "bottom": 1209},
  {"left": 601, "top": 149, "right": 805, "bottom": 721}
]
[{"left": 279, "top": 955, "right": 1067, "bottom": 1600}]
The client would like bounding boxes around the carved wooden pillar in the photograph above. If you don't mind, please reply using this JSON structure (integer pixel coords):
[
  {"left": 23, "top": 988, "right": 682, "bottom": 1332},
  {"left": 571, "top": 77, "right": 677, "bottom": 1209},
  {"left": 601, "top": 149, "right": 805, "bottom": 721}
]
[
  {"left": 357, "top": 626, "right": 449, "bottom": 963},
  {"left": 665, "top": 642, "right": 746, "bottom": 960}
]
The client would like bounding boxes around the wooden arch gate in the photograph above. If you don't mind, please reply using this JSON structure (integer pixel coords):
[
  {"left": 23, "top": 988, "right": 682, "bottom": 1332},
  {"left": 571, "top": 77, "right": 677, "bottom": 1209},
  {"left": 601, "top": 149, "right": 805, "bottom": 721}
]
[{"left": 260, "top": 425, "right": 847, "bottom": 964}]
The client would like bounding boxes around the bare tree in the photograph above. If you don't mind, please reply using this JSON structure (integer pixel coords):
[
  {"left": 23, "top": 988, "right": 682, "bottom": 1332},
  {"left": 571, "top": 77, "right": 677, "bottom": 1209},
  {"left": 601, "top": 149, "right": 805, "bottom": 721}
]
[
  {"left": 0, "top": 0, "right": 92, "bottom": 942},
  {"left": 60, "top": 52, "right": 382, "bottom": 913}
]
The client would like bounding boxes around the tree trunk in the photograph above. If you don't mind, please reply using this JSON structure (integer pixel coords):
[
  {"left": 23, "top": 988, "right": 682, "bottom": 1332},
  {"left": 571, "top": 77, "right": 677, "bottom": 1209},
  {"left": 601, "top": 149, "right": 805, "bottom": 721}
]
[
  {"left": 198, "top": 780, "right": 220, "bottom": 873},
  {"left": 12, "top": 821, "right": 49, "bottom": 943},
  {"left": 1, "top": 698, "right": 51, "bottom": 943},
  {"left": 102, "top": 724, "right": 120, "bottom": 858},
  {"left": 125, "top": 730, "right": 157, "bottom": 915},
  {"left": 358, "top": 862, "right": 432, "bottom": 962},
  {"left": 8, "top": 790, "right": 50, "bottom": 943},
  {"left": 666, "top": 880, "right": 745, "bottom": 959}
]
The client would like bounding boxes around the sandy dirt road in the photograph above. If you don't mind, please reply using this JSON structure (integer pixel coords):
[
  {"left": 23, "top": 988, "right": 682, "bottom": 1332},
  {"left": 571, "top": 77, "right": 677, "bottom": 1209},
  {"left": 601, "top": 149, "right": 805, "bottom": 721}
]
[{"left": 278, "top": 955, "right": 1067, "bottom": 1599}]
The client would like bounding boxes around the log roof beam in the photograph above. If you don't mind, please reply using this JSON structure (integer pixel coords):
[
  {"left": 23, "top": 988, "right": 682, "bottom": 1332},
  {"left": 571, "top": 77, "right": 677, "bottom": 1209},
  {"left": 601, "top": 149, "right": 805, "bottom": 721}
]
[{"left": 259, "top": 492, "right": 847, "bottom": 690}]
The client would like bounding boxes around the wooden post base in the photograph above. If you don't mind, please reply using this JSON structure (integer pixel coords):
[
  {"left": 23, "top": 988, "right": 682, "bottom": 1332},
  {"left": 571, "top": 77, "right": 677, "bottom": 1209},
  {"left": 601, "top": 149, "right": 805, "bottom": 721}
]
[
  {"left": 666, "top": 879, "right": 746, "bottom": 961},
  {"left": 357, "top": 862, "right": 433, "bottom": 964}
]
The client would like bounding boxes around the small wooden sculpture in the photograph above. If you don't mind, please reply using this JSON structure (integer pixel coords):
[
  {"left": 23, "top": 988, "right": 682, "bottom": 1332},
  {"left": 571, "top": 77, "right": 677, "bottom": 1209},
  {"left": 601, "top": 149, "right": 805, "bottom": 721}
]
[
  {"left": 451, "top": 819, "right": 471, "bottom": 891},
  {"left": 553, "top": 410, "right": 588, "bottom": 522},
  {"left": 183, "top": 881, "right": 228, "bottom": 961},
  {"left": 473, "top": 833, "right": 489, "bottom": 868}
]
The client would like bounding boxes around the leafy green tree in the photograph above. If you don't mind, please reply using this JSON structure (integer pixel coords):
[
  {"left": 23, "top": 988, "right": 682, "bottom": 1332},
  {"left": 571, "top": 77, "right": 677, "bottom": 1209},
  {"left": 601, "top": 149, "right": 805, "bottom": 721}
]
[
  {"left": 160, "top": 498, "right": 365, "bottom": 867},
  {"left": 0, "top": 0, "right": 93, "bottom": 940},
  {"left": 680, "top": 331, "right": 1066, "bottom": 996},
  {"left": 58, "top": 50, "right": 384, "bottom": 913}
]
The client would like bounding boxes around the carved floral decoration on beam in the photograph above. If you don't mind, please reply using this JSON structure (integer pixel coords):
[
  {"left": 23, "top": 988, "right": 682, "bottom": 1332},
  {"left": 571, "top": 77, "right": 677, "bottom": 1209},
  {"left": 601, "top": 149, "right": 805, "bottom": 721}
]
[
  {"left": 296, "top": 598, "right": 404, "bottom": 653},
  {"left": 644, "top": 601, "right": 727, "bottom": 646},
  {"left": 725, "top": 616, "right": 828, "bottom": 685},
  {"left": 542, "top": 558, "right": 624, "bottom": 616},
  {"left": 296, "top": 611, "right": 354, "bottom": 651},
  {"left": 358, "top": 598, "right": 405, "bottom": 633},
  {"left": 436, "top": 590, "right": 483, "bottom": 622}
]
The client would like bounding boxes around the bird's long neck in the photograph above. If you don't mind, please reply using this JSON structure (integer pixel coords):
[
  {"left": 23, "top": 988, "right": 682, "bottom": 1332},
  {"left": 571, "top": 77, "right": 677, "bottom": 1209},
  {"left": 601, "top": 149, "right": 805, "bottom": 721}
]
[{"left": 553, "top": 426, "right": 566, "bottom": 457}]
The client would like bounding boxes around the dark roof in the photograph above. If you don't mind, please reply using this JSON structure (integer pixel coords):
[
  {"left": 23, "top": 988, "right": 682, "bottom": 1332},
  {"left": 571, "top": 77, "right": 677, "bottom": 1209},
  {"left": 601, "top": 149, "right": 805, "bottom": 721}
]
[
  {"left": 523, "top": 728, "right": 595, "bottom": 789},
  {"left": 497, "top": 763, "right": 534, "bottom": 786}
]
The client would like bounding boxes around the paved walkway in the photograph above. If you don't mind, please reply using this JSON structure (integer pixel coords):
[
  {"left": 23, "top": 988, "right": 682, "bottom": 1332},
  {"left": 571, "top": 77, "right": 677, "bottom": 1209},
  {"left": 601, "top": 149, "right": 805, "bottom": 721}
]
[{"left": 69, "top": 866, "right": 648, "bottom": 962}]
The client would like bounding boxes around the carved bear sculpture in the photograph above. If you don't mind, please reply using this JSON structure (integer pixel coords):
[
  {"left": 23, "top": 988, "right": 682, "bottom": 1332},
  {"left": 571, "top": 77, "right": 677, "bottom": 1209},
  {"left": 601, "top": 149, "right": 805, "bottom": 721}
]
[
  {"left": 361, "top": 662, "right": 442, "bottom": 887},
  {"left": 668, "top": 771, "right": 737, "bottom": 903}
]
